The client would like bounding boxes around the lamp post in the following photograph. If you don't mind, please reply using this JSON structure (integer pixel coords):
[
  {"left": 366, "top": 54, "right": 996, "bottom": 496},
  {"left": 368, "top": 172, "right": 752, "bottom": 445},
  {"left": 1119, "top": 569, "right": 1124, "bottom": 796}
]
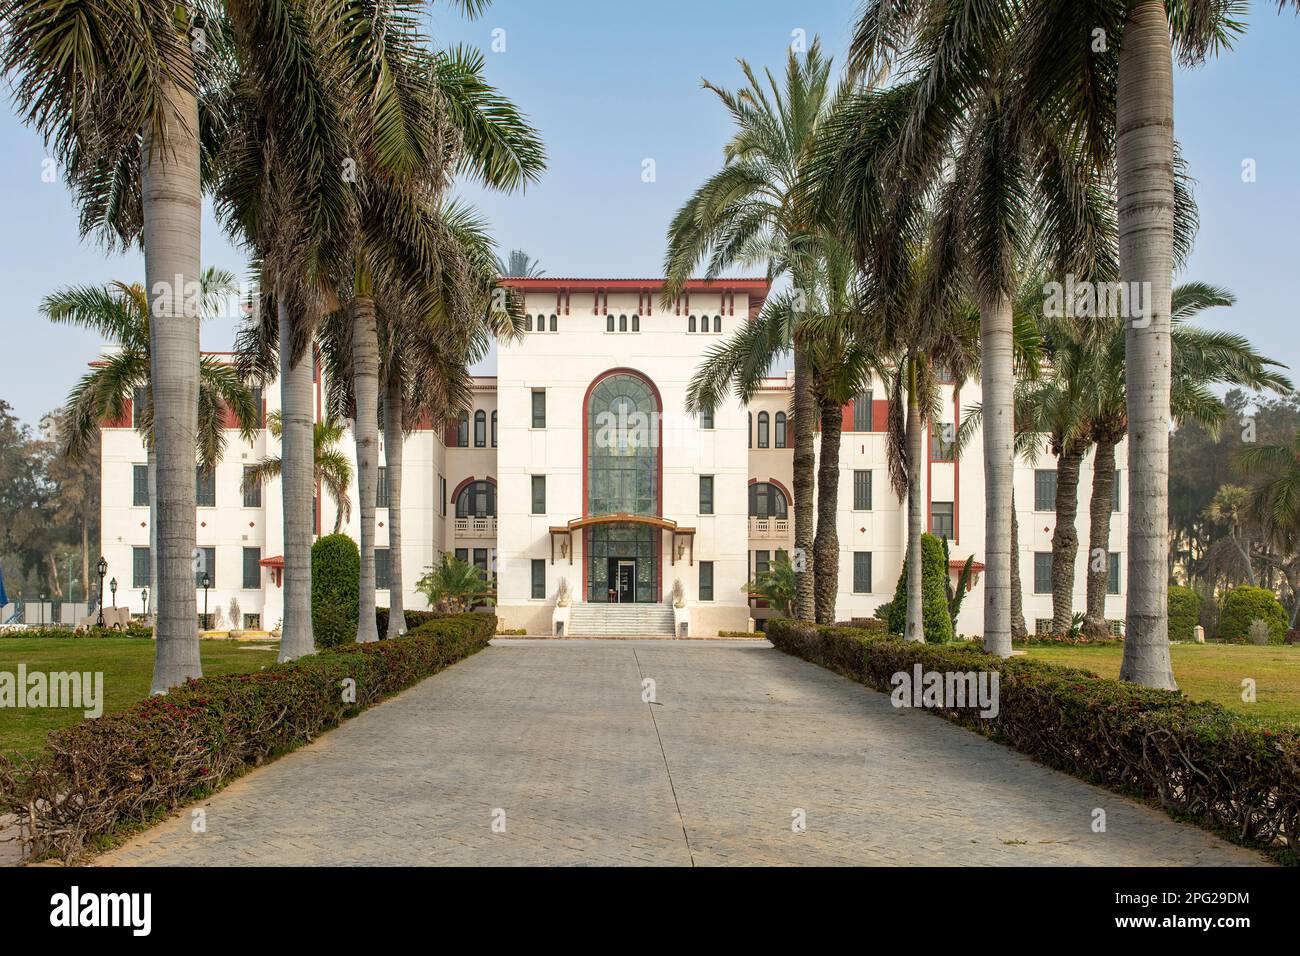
[
  {"left": 201, "top": 572, "right": 211, "bottom": 630},
  {"left": 39, "top": 594, "right": 46, "bottom": 627},
  {"left": 96, "top": 556, "right": 107, "bottom": 627},
  {"left": 142, "top": 586, "right": 149, "bottom": 619},
  {"left": 110, "top": 577, "right": 118, "bottom": 608}
]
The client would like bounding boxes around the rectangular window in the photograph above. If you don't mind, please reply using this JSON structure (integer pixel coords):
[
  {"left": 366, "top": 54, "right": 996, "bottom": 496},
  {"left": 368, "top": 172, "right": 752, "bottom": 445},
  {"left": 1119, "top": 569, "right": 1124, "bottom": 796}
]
[
  {"left": 531, "top": 559, "right": 546, "bottom": 600},
  {"left": 133, "top": 464, "right": 148, "bottom": 507},
  {"left": 531, "top": 389, "right": 546, "bottom": 428},
  {"left": 132, "top": 547, "right": 151, "bottom": 589},
  {"left": 439, "top": 475, "right": 447, "bottom": 516},
  {"left": 531, "top": 475, "right": 546, "bottom": 515},
  {"left": 853, "top": 552, "right": 872, "bottom": 593},
  {"left": 474, "top": 412, "right": 486, "bottom": 447},
  {"left": 699, "top": 475, "right": 714, "bottom": 515},
  {"left": 375, "top": 548, "right": 391, "bottom": 590},
  {"left": 852, "top": 391, "right": 873, "bottom": 432},
  {"left": 376, "top": 466, "right": 389, "bottom": 509},
  {"left": 132, "top": 386, "right": 147, "bottom": 429},
  {"left": 930, "top": 501, "right": 954, "bottom": 540},
  {"left": 699, "top": 561, "right": 714, "bottom": 601},
  {"left": 455, "top": 548, "right": 468, "bottom": 563},
  {"left": 853, "top": 470, "right": 872, "bottom": 510},
  {"left": 251, "top": 386, "right": 264, "bottom": 428},
  {"left": 1112, "top": 470, "right": 1122, "bottom": 512},
  {"left": 930, "top": 422, "right": 955, "bottom": 462},
  {"left": 1034, "top": 469, "right": 1057, "bottom": 512},
  {"left": 701, "top": 408, "right": 713, "bottom": 430},
  {"left": 242, "top": 547, "right": 261, "bottom": 590},
  {"left": 1034, "top": 552, "right": 1052, "bottom": 594},
  {"left": 242, "top": 466, "right": 261, "bottom": 508},
  {"left": 473, "top": 548, "right": 488, "bottom": 577},
  {"left": 1107, "top": 552, "right": 1120, "bottom": 595},
  {"left": 195, "top": 547, "right": 216, "bottom": 588},
  {"left": 196, "top": 466, "right": 216, "bottom": 507},
  {"left": 754, "top": 550, "right": 770, "bottom": 575}
]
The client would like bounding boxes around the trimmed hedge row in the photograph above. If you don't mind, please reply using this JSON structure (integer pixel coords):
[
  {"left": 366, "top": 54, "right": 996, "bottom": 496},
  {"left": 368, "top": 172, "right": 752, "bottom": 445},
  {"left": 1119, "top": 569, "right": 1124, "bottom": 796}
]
[
  {"left": 0, "top": 612, "right": 496, "bottom": 863},
  {"left": 375, "top": 607, "right": 442, "bottom": 634},
  {"left": 1, "top": 624, "right": 155, "bottom": 639},
  {"left": 766, "top": 619, "right": 1299, "bottom": 860}
]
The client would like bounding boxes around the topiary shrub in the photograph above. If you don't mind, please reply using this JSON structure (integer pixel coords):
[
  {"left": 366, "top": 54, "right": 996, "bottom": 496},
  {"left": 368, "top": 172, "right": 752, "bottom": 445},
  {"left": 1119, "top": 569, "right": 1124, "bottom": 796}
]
[
  {"left": 1167, "top": 585, "right": 1202, "bottom": 642},
  {"left": 886, "top": 534, "right": 954, "bottom": 643},
  {"left": 312, "top": 533, "right": 359, "bottom": 648},
  {"left": 1219, "top": 585, "right": 1287, "bottom": 645}
]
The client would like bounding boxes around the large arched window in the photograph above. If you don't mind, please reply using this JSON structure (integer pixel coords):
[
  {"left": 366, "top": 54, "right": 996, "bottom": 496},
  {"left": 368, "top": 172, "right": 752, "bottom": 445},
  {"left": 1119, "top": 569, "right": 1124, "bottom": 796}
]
[
  {"left": 757, "top": 411, "right": 770, "bottom": 448},
  {"left": 455, "top": 480, "right": 495, "bottom": 518},
  {"left": 457, "top": 410, "right": 469, "bottom": 447},
  {"left": 774, "top": 411, "right": 787, "bottom": 448},
  {"left": 749, "top": 482, "right": 789, "bottom": 519},
  {"left": 586, "top": 371, "right": 659, "bottom": 516},
  {"left": 474, "top": 410, "right": 486, "bottom": 447}
]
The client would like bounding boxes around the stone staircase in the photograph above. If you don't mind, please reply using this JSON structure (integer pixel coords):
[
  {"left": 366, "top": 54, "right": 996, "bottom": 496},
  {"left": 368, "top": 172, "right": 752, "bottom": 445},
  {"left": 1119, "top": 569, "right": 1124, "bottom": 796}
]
[{"left": 566, "top": 602, "right": 676, "bottom": 637}]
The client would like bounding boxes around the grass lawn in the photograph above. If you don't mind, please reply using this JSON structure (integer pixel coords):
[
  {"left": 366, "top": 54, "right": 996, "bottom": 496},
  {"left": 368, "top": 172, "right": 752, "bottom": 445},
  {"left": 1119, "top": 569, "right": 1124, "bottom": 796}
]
[
  {"left": 0, "top": 638, "right": 279, "bottom": 762},
  {"left": 1023, "top": 643, "right": 1300, "bottom": 725}
]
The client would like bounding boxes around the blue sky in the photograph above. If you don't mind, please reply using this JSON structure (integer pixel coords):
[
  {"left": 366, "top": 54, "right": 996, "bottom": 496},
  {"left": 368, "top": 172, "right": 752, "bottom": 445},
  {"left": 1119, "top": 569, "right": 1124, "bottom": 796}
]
[{"left": 2, "top": 0, "right": 1298, "bottom": 427}]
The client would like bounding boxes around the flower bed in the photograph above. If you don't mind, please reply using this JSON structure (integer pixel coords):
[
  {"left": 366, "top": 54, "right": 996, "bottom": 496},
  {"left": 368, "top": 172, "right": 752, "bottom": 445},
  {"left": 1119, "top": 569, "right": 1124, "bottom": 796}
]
[
  {"left": 766, "top": 619, "right": 1299, "bottom": 861},
  {"left": 0, "top": 612, "right": 496, "bottom": 862}
]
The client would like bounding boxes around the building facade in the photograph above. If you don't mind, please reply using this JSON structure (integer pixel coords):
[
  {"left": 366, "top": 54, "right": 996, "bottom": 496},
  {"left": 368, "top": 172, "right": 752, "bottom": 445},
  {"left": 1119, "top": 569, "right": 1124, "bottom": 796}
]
[{"left": 98, "top": 277, "right": 1128, "bottom": 637}]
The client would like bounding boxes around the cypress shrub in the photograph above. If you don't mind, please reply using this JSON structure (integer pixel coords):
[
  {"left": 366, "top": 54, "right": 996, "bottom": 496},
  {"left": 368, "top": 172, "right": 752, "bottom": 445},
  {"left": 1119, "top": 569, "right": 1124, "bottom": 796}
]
[
  {"left": 1219, "top": 586, "right": 1287, "bottom": 645},
  {"left": 1167, "top": 585, "right": 1203, "bottom": 642},
  {"left": 312, "top": 533, "right": 360, "bottom": 648},
  {"left": 886, "top": 533, "right": 954, "bottom": 643}
]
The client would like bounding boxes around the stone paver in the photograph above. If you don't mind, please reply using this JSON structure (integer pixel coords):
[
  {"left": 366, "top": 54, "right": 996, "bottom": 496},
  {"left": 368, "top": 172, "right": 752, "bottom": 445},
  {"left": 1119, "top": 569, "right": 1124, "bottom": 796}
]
[{"left": 99, "top": 640, "right": 1266, "bottom": 866}]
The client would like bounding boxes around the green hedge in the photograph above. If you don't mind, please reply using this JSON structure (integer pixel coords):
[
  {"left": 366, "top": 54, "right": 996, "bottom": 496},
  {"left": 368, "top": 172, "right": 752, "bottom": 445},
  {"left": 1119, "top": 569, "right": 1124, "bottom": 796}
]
[
  {"left": 1219, "top": 586, "right": 1288, "bottom": 645},
  {"left": 312, "top": 533, "right": 360, "bottom": 648},
  {"left": 375, "top": 607, "right": 442, "bottom": 635},
  {"left": 1167, "top": 585, "right": 1203, "bottom": 642},
  {"left": 1, "top": 623, "right": 154, "bottom": 639},
  {"left": 886, "top": 534, "right": 953, "bottom": 643},
  {"left": 0, "top": 612, "right": 496, "bottom": 863},
  {"left": 766, "top": 619, "right": 1300, "bottom": 860}
]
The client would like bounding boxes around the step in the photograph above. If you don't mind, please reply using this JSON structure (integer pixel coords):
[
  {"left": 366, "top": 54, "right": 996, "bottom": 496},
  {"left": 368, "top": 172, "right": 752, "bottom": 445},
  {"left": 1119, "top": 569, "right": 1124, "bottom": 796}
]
[{"left": 566, "top": 603, "right": 676, "bottom": 636}]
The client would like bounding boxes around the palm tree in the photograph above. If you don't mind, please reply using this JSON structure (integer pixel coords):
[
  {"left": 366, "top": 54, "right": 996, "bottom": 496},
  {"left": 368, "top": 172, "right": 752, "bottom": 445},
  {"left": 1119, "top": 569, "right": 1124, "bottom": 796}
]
[
  {"left": 1238, "top": 432, "right": 1300, "bottom": 625},
  {"left": 743, "top": 553, "right": 796, "bottom": 617},
  {"left": 416, "top": 553, "right": 494, "bottom": 613},
  {"left": 5, "top": 0, "right": 209, "bottom": 690},
  {"left": 240, "top": 411, "right": 353, "bottom": 535},
  {"left": 47, "top": 270, "right": 257, "bottom": 674},
  {"left": 496, "top": 249, "right": 545, "bottom": 278},
  {"left": 665, "top": 41, "right": 841, "bottom": 622}
]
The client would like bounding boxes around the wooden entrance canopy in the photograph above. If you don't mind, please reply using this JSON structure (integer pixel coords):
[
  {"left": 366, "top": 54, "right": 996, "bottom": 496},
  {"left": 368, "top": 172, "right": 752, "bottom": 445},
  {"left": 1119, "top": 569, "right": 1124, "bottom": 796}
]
[{"left": 548, "top": 513, "right": 697, "bottom": 566}]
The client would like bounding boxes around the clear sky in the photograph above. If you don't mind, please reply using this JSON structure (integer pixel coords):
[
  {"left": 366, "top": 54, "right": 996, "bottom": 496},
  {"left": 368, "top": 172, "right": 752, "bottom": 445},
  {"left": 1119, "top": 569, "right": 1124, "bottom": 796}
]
[{"left": 2, "top": 0, "right": 1298, "bottom": 427}]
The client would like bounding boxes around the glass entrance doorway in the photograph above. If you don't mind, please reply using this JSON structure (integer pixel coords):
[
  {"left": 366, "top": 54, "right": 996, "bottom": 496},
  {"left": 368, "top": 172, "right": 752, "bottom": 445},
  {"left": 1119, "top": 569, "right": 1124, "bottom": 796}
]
[
  {"left": 608, "top": 558, "right": 637, "bottom": 603},
  {"left": 587, "top": 523, "right": 657, "bottom": 602}
]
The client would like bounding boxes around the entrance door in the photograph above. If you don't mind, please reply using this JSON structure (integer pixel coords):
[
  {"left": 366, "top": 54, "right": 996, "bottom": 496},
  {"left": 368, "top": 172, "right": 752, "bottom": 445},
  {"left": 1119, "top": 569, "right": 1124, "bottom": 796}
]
[{"left": 611, "top": 559, "right": 636, "bottom": 603}]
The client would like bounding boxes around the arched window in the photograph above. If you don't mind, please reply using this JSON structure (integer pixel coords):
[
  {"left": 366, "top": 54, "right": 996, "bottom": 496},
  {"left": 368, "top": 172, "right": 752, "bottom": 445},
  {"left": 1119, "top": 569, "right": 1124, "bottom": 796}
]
[
  {"left": 524, "top": 314, "right": 533, "bottom": 331},
  {"left": 774, "top": 411, "right": 787, "bottom": 448},
  {"left": 455, "top": 480, "right": 496, "bottom": 518},
  {"left": 619, "top": 314, "right": 628, "bottom": 332},
  {"left": 606, "top": 314, "right": 615, "bottom": 332},
  {"left": 474, "top": 410, "right": 486, "bottom": 447},
  {"left": 749, "top": 482, "right": 789, "bottom": 519},
  {"left": 549, "top": 314, "right": 557, "bottom": 331},
  {"left": 688, "top": 314, "right": 697, "bottom": 332},
  {"left": 457, "top": 410, "right": 469, "bottom": 447},
  {"left": 631, "top": 314, "right": 640, "bottom": 332},
  {"left": 713, "top": 315, "right": 721, "bottom": 333},
  {"left": 757, "top": 411, "right": 770, "bottom": 448},
  {"left": 535, "top": 313, "right": 545, "bottom": 332},
  {"left": 491, "top": 410, "right": 497, "bottom": 447}
]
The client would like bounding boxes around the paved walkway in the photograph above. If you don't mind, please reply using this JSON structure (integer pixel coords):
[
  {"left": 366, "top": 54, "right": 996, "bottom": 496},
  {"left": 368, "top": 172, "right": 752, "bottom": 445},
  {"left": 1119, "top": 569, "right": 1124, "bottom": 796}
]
[{"left": 100, "top": 640, "right": 1265, "bottom": 866}]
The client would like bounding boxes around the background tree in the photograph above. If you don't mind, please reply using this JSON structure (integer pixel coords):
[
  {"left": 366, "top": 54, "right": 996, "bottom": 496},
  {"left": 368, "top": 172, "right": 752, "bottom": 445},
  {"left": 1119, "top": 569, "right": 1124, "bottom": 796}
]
[{"left": 241, "top": 411, "right": 354, "bottom": 534}]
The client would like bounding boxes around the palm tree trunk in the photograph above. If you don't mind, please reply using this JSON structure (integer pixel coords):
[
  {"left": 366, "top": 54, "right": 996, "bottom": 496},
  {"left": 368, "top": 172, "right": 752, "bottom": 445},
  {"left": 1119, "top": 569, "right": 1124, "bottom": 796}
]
[
  {"left": 1010, "top": 487, "right": 1028, "bottom": 639},
  {"left": 980, "top": 293, "right": 1014, "bottom": 658},
  {"left": 792, "top": 346, "right": 816, "bottom": 620},
  {"left": 1083, "top": 438, "right": 1117, "bottom": 638},
  {"left": 384, "top": 370, "right": 405, "bottom": 639},
  {"left": 279, "top": 299, "right": 315, "bottom": 661},
  {"left": 143, "top": 70, "right": 202, "bottom": 693},
  {"left": 814, "top": 392, "right": 842, "bottom": 624},
  {"left": 351, "top": 296, "right": 380, "bottom": 644},
  {"left": 1117, "top": 0, "right": 1177, "bottom": 689},
  {"left": 905, "top": 357, "right": 924, "bottom": 642},
  {"left": 1050, "top": 443, "right": 1085, "bottom": 635},
  {"left": 147, "top": 443, "right": 157, "bottom": 627}
]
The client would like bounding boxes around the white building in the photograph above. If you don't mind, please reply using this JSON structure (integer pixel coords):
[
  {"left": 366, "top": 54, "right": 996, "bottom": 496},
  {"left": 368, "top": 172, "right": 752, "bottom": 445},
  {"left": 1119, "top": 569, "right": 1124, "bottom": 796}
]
[{"left": 98, "top": 277, "right": 1128, "bottom": 637}]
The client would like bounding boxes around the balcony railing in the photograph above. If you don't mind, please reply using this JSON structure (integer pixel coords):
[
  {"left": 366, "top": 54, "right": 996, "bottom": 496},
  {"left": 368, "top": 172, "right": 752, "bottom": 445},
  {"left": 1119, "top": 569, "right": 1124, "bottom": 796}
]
[
  {"left": 748, "top": 516, "right": 791, "bottom": 539},
  {"left": 454, "top": 516, "right": 497, "bottom": 538}
]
